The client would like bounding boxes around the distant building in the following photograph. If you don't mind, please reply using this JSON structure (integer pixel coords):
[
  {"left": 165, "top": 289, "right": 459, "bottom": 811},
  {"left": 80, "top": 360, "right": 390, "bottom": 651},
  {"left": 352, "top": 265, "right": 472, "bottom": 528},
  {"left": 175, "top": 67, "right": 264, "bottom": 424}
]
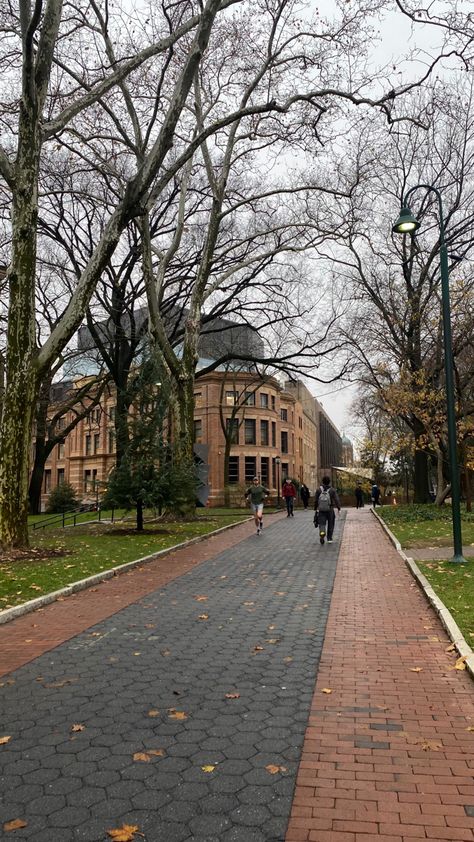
[
  {"left": 314, "top": 400, "right": 342, "bottom": 479},
  {"left": 341, "top": 434, "right": 354, "bottom": 467}
]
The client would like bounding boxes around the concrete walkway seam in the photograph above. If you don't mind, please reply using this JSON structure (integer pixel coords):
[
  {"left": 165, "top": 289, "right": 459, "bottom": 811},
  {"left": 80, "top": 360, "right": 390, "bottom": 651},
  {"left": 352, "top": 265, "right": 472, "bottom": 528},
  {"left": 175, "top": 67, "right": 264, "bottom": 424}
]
[
  {"left": 371, "top": 506, "right": 474, "bottom": 680},
  {"left": 0, "top": 515, "right": 254, "bottom": 627}
]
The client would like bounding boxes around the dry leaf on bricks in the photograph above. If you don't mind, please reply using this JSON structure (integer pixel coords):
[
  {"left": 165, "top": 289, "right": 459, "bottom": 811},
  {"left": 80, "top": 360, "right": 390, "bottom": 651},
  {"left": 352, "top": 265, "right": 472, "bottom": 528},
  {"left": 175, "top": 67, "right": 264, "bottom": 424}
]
[
  {"left": 168, "top": 709, "right": 188, "bottom": 720},
  {"left": 71, "top": 724, "right": 86, "bottom": 732},
  {"left": 265, "top": 764, "right": 288, "bottom": 774},
  {"left": 106, "top": 824, "right": 144, "bottom": 841},
  {"left": 4, "top": 819, "right": 28, "bottom": 832},
  {"left": 0, "top": 736, "right": 12, "bottom": 745}
]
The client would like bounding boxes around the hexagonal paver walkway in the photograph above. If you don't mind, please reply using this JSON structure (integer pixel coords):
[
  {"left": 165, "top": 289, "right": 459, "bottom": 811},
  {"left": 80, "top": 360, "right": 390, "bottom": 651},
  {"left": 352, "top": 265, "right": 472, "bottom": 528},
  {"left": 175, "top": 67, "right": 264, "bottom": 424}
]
[{"left": 0, "top": 510, "right": 344, "bottom": 841}]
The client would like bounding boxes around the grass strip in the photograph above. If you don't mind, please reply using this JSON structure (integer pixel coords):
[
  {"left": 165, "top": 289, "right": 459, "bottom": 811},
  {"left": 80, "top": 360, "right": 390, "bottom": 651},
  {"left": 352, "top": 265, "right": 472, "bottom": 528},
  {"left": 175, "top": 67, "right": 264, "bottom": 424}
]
[{"left": 1, "top": 510, "right": 249, "bottom": 610}]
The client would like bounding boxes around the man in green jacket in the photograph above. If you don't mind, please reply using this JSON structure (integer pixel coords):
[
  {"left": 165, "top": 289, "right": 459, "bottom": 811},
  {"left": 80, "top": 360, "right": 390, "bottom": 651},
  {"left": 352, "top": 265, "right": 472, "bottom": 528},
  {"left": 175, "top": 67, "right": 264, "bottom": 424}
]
[{"left": 246, "top": 477, "right": 270, "bottom": 535}]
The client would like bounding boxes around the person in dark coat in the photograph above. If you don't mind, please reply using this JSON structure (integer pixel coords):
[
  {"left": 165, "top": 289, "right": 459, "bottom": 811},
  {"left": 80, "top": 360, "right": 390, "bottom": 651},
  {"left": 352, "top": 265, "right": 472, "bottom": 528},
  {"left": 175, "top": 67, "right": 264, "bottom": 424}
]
[
  {"left": 314, "top": 476, "right": 341, "bottom": 544},
  {"left": 371, "top": 483, "right": 381, "bottom": 507},
  {"left": 300, "top": 483, "right": 310, "bottom": 509},
  {"left": 355, "top": 483, "right": 364, "bottom": 509}
]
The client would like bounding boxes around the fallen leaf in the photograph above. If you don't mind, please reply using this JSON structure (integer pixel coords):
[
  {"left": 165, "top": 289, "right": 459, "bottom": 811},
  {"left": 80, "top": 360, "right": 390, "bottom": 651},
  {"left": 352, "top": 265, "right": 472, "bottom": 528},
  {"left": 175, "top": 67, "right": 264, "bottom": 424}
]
[
  {"left": 147, "top": 710, "right": 160, "bottom": 717},
  {"left": 106, "top": 824, "right": 143, "bottom": 841},
  {"left": 266, "top": 638, "right": 280, "bottom": 644},
  {"left": 454, "top": 656, "right": 467, "bottom": 671},
  {"left": 198, "top": 614, "right": 209, "bottom": 620},
  {"left": 410, "top": 667, "right": 423, "bottom": 672},
  {"left": 168, "top": 709, "right": 187, "bottom": 720},
  {"left": 321, "top": 688, "right": 332, "bottom": 694},
  {"left": 201, "top": 764, "right": 215, "bottom": 772},
  {"left": 446, "top": 643, "right": 456, "bottom": 652},
  {"left": 161, "top": 649, "right": 171, "bottom": 657},
  {"left": 243, "top": 601, "right": 255, "bottom": 606},
  {"left": 43, "top": 677, "right": 78, "bottom": 689},
  {"left": 144, "top": 624, "right": 156, "bottom": 629},
  {"left": 0, "top": 736, "right": 12, "bottom": 744},
  {"left": 133, "top": 652, "right": 141, "bottom": 656},
  {"left": 133, "top": 752, "right": 152, "bottom": 762},
  {"left": 466, "top": 726, "right": 474, "bottom": 732},
  {"left": 90, "top": 632, "right": 101, "bottom": 637},
  {"left": 71, "top": 724, "right": 85, "bottom": 732},
  {"left": 224, "top": 693, "right": 240, "bottom": 699},
  {"left": 4, "top": 819, "right": 28, "bottom": 832},
  {"left": 283, "top": 657, "right": 293, "bottom": 663},
  {"left": 253, "top": 645, "right": 264, "bottom": 652},
  {"left": 265, "top": 764, "right": 287, "bottom": 774},
  {"left": 194, "top": 595, "right": 208, "bottom": 601}
]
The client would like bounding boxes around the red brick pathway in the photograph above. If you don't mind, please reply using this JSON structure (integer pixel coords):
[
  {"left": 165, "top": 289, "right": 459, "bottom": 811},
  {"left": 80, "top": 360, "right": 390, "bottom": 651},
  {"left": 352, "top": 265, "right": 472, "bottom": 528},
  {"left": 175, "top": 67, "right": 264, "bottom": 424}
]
[
  {"left": 285, "top": 508, "right": 474, "bottom": 842},
  {"left": 0, "top": 515, "right": 276, "bottom": 677}
]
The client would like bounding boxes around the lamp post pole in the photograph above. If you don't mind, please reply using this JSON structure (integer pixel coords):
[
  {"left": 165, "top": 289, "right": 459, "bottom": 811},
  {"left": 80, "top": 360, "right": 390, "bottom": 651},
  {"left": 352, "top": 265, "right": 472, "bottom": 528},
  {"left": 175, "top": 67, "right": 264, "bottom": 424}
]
[
  {"left": 393, "top": 185, "right": 466, "bottom": 563},
  {"left": 275, "top": 457, "right": 281, "bottom": 508}
]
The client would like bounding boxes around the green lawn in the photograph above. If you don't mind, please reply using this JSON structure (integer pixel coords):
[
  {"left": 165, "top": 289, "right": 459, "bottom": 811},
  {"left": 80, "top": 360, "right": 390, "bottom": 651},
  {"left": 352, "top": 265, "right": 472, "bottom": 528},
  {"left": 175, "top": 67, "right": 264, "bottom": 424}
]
[
  {"left": 378, "top": 505, "right": 474, "bottom": 641},
  {"left": 417, "top": 560, "right": 474, "bottom": 642},
  {"left": 1, "top": 509, "right": 250, "bottom": 610},
  {"left": 378, "top": 504, "right": 474, "bottom": 548}
]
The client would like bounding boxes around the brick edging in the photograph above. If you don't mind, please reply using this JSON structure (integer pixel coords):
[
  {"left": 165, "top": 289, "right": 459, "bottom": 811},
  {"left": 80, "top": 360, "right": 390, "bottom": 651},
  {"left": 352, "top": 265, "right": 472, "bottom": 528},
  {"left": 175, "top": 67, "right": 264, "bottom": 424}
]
[
  {"left": 0, "top": 515, "right": 255, "bottom": 627},
  {"left": 371, "top": 506, "right": 474, "bottom": 680}
]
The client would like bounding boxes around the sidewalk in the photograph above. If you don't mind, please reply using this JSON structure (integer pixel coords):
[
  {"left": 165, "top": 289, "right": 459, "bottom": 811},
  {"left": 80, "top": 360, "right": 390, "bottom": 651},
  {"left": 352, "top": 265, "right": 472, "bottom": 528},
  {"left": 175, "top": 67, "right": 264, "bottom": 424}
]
[
  {"left": 0, "top": 508, "right": 473, "bottom": 841},
  {"left": 286, "top": 507, "right": 474, "bottom": 842}
]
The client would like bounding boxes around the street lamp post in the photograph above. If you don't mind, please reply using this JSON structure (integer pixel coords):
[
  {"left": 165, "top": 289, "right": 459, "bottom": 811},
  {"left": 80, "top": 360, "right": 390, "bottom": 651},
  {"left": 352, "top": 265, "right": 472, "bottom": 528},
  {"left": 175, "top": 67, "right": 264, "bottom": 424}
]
[
  {"left": 392, "top": 185, "right": 466, "bottom": 563},
  {"left": 275, "top": 456, "right": 281, "bottom": 508}
]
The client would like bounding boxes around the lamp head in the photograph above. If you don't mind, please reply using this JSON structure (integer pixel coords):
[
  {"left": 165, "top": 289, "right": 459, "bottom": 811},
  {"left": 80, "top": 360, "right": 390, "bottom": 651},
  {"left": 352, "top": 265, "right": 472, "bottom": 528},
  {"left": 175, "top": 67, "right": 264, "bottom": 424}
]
[{"left": 392, "top": 205, "right": 420, "bottom": 235}]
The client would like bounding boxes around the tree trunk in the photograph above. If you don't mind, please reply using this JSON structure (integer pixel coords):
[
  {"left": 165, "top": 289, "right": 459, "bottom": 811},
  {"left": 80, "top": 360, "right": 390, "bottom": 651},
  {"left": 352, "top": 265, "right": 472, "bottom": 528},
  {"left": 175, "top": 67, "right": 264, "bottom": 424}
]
[
  {"left": 115, "top": 384, "right": 131, "bottom": 467},
  {"left": 0, "top": 106, "right": 40, "bottom": 547},
  {"left": 434, "top": 446, "right": 449, "bottom": 506},
  {"left": 413, "top": 422, "right": 430, "bottom": 504},
  {"left": 29, "top": 438, "right": 48, "bottom": 515},
  {"left": 136, "top": 497, "right": 144, "bottom": 531}
]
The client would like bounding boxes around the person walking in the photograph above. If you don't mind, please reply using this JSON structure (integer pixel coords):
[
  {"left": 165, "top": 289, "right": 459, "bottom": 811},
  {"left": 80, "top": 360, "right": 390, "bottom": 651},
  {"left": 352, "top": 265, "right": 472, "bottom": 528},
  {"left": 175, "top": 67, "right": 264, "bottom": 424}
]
[
  {"left": 355, "top": 483, "right": 364, "bottom": 509},
  {"left": 371, "top": 482, "right": 381, "bottom": 508},
  {"left": 314, "top": 476, "right": 341, "bottom": 545},
  {"left": 300, "top": 483, "right": 310, "bottom": 509},
  {"left": 245, "top": 477, "right": 270, "bottom": 535},
  {"left": 282, "top": 479, "right": 296, "bottom": 517}
]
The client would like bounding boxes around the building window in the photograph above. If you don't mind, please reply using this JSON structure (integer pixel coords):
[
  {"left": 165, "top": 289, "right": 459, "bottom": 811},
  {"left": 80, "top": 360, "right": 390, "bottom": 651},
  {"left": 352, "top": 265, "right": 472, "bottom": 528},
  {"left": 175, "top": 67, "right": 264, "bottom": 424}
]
[
  {"left": 260, "top": 419, "right": 269, "bottom": 446},
  {"left": 194, "top": 419, "right": 203, "bottom": 442},
  {"left": 57, "top": 442, "right": 65, "bottom": 459},
  {"left": 228, "top": 456, "right": 239, "bottom": 484},
  {"left": 261, "top": 457, "right": 269, "bottom": 486},
  {"left": 281, "top": 408, "right": 287, "bottom": 421},
  {"left": 299, "top": 437, "right": 303, "bottom": 456},
  {"left": 245, "top": 456, "right": 257, "bottom": 482},
  {"left": 244, "top": 419, "right": 256, "bottom": 445},
  {"left": 194, "top": 391, "right": 203, "bottom": 407},
  {"left": 94, "top": 433, "right": 100, "bottom": 454},
  {"left": 260, "top": 393, "right": 268, "bottom": 408},
  {"left": 57, "top": 468, "right": 65, "bottom": 486},
  {"left": 282, "top": 462, "right": 289, "bottom": 479},
  {"left": 281, "top": 431, "right": 288, "bottom": 453},
  {"left": 226, "top": 418, "right": 239, "bottom": 444},
  {"left": 271, "top": 395, "right": 276, "bottom": 410},
  {"left": 244, "top": 391, "right": 255, "bottom": 406},
  {"left": 299, "top": 417, "right": 303, "bottom": 429},
  {"left": 84, "top": 469, "right": 91, "bottom": 492},
  {"left": 57, "top": 416, "right": 66, "bottom": 430},
  {"left": 85, "top": 434, "right": 92, "bottom": 455},
  {"left": 108, "top": 430, "right": 115, "bottom": 452},
  {"left": 44, "top": 470, "right": 51, "bottom": 492},
  {"left": 271, "top": 422, "right": 276, "bottom": 447},
  {"left": 109, "top": 406, "right": 116, "bottom": 421},
  {"left": 225, "top": 391, "right": 238, "bottom": 405}
]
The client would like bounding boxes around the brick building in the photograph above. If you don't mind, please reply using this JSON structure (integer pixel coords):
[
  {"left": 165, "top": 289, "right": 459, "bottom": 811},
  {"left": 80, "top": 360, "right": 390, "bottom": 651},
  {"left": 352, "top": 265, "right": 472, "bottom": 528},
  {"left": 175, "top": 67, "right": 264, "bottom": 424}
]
[{"left": 39, "top": 371, "right": 337, "bottom": 510}]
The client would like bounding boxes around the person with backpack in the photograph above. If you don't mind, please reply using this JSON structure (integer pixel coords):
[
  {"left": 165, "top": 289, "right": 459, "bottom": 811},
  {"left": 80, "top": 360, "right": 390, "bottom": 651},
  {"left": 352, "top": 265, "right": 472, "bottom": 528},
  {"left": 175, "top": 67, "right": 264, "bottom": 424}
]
[{"left": 314, "top": 476, "right": 341, "bottom": 545}]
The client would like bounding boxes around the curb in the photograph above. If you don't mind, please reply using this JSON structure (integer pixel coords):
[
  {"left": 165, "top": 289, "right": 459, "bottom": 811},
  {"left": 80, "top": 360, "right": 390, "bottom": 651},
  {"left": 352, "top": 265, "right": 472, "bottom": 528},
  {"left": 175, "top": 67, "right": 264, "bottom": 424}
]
[
  {"left": 0, "top": 515, "right": 256, "bottom": 627},
  {"left": 371, "top": 508, "right": 474, "bottom": 680}
]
